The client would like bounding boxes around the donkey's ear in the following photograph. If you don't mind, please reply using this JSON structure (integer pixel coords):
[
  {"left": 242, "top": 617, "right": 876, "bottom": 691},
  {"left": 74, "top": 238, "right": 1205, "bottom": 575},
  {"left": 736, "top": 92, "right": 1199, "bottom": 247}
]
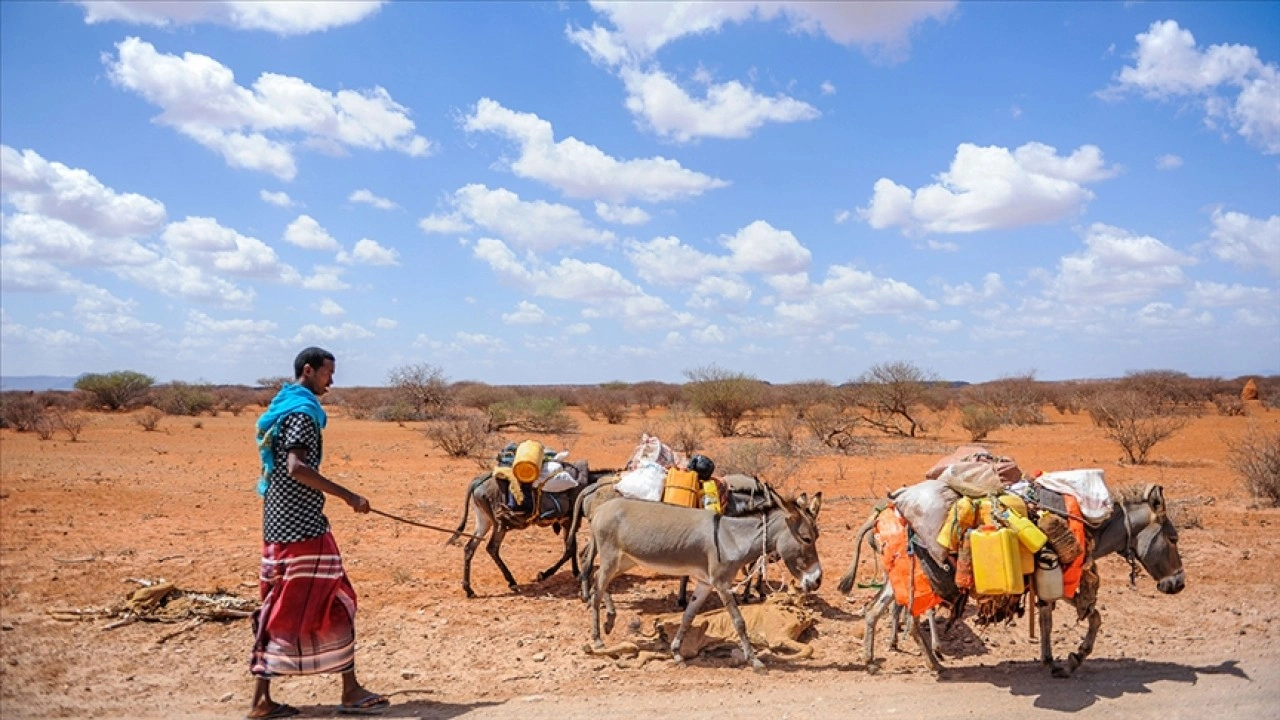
[
  {"left": 794, "top": 492, "right": 809, "bottom": 510},
  {"left": 808, "top": 492, "right": 822, "bottom": 518},
  {"left": 1147, "top": 485, "right": 1166, "bottom": 513}
]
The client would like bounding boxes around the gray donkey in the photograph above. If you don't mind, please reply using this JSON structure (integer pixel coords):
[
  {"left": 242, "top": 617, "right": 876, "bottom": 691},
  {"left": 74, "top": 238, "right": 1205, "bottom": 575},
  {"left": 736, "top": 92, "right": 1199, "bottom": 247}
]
[{"left": 586, "top": 487, "right": 822, "bottom": 671}]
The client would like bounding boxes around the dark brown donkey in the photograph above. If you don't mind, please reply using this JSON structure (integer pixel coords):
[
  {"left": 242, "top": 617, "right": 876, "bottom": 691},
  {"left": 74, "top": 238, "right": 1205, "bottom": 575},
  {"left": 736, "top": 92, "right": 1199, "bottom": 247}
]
[{"left": 447, "top": 462, "right": 615, "bottom": 598}]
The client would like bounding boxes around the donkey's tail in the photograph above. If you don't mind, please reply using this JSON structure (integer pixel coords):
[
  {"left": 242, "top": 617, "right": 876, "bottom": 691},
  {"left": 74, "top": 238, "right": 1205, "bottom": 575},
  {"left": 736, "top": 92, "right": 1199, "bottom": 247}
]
[
  {"left": 446, "top": 473, "right": 488, "bottom": 546},
  {"left": 837, "top": 508, "right": 882, "bottom": 594}
]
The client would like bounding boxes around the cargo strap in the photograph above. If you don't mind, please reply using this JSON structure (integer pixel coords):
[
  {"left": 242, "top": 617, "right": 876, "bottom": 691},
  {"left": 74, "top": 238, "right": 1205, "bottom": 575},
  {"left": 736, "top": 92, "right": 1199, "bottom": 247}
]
[{"left": 1118, "top": 504, "right": 1140, "bottom": 587}]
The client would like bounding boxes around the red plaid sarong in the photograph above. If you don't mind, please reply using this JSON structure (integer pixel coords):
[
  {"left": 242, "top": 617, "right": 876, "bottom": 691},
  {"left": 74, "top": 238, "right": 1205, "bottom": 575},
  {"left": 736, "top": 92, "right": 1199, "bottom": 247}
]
[{"left": 250, "top": 531, "right": 357, "bottom": 677}]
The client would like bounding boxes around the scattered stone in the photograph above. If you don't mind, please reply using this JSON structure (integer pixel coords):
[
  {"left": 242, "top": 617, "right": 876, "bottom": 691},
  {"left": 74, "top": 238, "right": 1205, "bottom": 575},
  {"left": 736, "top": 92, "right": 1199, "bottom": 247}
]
[
  {"left": 218, "top": 692, "right": 233, "bottom": 703},
  {"left": 401, "top": 669, "right": 419, "bottom": 679},
  {"left": 531, "top": 652, "right": 546, "bottom": 662}
]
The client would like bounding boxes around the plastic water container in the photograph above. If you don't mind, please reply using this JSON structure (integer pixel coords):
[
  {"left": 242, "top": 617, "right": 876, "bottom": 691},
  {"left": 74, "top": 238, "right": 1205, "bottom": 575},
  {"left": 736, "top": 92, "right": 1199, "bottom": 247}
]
[
  {"left": 662, "top": 468, "right": 701, "bottom": 508},
  {"left": 937, "top": 497, "right": 976, "bottom": 551},
  {"left": 512, "top": 440, "right": 544, "bottom": 483},
  {"left": 1034, "top": 552, "right": 1065, "bottom": 601},
  {"left": 702, "top": 479, "right": 722, "bottom": 514},
  {"left": 1001, "top": 508, "right": 1048, "bottom": 553},
  {"left": 970, "top": 525, "right": 1024, "bottom": 595}
]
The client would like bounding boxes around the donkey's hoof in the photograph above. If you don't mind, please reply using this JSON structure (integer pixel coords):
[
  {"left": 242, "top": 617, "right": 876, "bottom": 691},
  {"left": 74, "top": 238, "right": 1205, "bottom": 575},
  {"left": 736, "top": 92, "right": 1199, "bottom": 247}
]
[
  {"left": 750, "top": 658, "right": 767, "bottom": 673},
  {"left": 1050, "top": 665, "right": 1071, "bottom": 679},
  {"left": 463, "top": 587, "right": 476, "bottom": 599}
]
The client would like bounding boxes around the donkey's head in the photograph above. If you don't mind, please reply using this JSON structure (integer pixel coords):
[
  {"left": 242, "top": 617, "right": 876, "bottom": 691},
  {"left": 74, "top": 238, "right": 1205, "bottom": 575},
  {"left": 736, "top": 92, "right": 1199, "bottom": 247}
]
[
  {"left": 768, "top": 488, "right": 823, "bottom": 593},
  {"left": 1119, "top": 484, "right": 1185, "bottom": 595}
]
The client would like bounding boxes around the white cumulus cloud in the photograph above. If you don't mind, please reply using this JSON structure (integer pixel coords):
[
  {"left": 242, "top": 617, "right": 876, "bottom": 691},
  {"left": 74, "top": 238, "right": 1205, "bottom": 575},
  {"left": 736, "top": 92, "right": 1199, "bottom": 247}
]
[
  {"left": 104, "top": 37, "right": 433, "bottom": 181},
  {"left": 859, "top": 142, "right": 1120, "bottom": 234},
  {"left": 77, "top": 1, "right": 385, "bottom": 35},
  {"left": 1, "top": 145, "right": 166, "bottom": 236},
  {"left": 464, "top": 98, "right": 727, "bottom": 202},
  {"left": 284, "top": 215, "right": 340, "bottom": 251},
  {"left": 420, "top": 184, "right": 614, "bottom": 252},
  {"left": 1103, "top": 20, "right": 1280, "bottom": 155},
  {"left": 349, "top": 189, "right": 397, "bottom": 210},
  {"left": 1209, "top": 208, "right": 1280, "bottom": 276}
]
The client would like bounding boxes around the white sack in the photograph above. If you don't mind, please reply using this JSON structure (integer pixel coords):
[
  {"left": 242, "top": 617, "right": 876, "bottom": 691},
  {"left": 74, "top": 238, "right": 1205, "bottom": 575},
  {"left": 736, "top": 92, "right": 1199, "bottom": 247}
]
[
  {"left": 615, "top": 461, "right": 666, "bottom": 502},
  {"left": 1036, "top": 469, "right": 1112, "bottom": 524}
]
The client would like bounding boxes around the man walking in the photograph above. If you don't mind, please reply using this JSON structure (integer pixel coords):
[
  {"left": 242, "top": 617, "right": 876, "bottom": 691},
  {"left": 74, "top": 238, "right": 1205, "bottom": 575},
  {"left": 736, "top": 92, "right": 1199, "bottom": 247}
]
[{"left": 247, "top": 347, "right": 389, "bottom": 718}]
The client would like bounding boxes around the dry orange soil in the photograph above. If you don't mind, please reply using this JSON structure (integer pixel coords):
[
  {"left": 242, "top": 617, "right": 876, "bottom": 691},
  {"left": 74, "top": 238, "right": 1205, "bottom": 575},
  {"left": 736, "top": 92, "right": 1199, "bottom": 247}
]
[{"left": 2, "top": 404, "right": 1278, "bottom": 719}]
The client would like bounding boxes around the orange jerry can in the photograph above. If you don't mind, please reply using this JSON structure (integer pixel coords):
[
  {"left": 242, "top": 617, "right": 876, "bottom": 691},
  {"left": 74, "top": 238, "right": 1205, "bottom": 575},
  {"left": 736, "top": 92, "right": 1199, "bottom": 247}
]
[{"left": 661, "top": 468, "right": 701, "bottom": 508}]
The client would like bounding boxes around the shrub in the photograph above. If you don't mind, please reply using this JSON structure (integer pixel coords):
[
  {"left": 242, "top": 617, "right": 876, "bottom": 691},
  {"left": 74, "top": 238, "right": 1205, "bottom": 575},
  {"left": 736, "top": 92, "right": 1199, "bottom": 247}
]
[
  {"left": 135, "top": 407, "right": 165, "bottom": 431},
  {"left": 371, "top": 401, "right": 418, "bottom": 424},
  {"left": 581, "top": 387, "right": 629, "bottom": 424},
  {"left": 717, "top": 441, "right": 799, "bottom": 486},
  {"left": 0, "top": 393, "right": 45, "bottom": 431},
  {"left": 1227, "top": 427, "right": 1280, "bottom": 507},
  {"left": 630, "top": 381, "right": 683, "bottom": 410},
  {"left": 387, "top": 363, "right": 452, "bottom": 419},
  {"left": 33, "top": 415, "right": 54, "bottom": 441},
  {"left": 960, "top": 404, "right": 1004, "bottom": 441},
  {"left": 662, "top": 403, "right": 709, "bottom": 457},
  {"left": 453, "top": 382, "right": 518, "bottom": 411},
  {"left": 768, "top": 407, "right": 805, "bottom": 457},
  {"left": 76, "top": 371, "right": 154, "bottom": 411},
  {"left": 330, "top": 387, "right": 391, "bottom": 420},
  {"left": 1212, "top": 394, "right": 1246, "bottom": 417},
  {"left": 213, "top": 386, "right": 256, "bottom": 416},
  {"left": 850, "top": 361, "right": 937, "bottom": 438},
  {"left": 683, "top": 364, "right": 765, "bottom": 437},
  {"left": 152, "top": 382, "right": 216, "bottom": 416},
  {"left": 1118, "top": 370, "right": 1205, "bottom": 414},
  {"left": 1085, "top": 390, "right": 1188, "bottom": 464},
  {"left": 424, "top": 412, "right": 493, "bottom": 458},
  {"left": 803, "top": 403, "right": 855, "bottom": 449},
  {"left": 964, "top": 373, "right": 1046, "bottom": 426},
  {"left": 52, "top": 409, "right": 87, "bottom": 441},
  {"left": 487, "top": 397, "right": 577, "bottom": 434},
  {"left": 256, "top": 376, "right": 291, "bottom": 393}
]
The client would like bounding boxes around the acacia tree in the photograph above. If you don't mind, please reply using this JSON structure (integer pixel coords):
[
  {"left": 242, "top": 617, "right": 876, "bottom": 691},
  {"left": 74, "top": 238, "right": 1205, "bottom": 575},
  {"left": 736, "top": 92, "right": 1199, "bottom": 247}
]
[
  {"left": 683, "top": 364, "right": 764, "bottom": 437},
  {"left": 75, "top": 371, "right": 154, "bottom": 411},
  {"left": 387, "top": 363, "right": 452, "bottom": 419},
  {"left": 851, "top": 361, "right": 937, "bottom": 438},
  {"left": 1086, "top": 389, "right": 1188, "bottom": 464}
]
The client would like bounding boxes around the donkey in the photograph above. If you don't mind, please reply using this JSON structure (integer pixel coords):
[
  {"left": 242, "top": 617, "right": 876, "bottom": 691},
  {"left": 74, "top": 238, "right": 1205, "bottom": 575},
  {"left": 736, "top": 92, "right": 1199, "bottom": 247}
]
[
  {"left": 838, "top": 483, "right": 1184, "bottom": 677},
  {"left": 586, "top": 487, "right": 822, "bottom": 671},
  {"left": 564, "top": 474, "right": 776, "bottom": 607},
  {"left": 447, "top": 461, "right": 616, "bottom": 598},
  {"left": 1037, "top": 483, "right": 1184, "bottom": 677}
]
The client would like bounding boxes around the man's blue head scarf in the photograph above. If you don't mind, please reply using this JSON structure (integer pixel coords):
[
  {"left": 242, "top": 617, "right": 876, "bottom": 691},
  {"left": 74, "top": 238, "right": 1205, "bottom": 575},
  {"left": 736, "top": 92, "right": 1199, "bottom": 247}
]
[{"left": 255, "top": 383, "right": 327, "bottom": 495}]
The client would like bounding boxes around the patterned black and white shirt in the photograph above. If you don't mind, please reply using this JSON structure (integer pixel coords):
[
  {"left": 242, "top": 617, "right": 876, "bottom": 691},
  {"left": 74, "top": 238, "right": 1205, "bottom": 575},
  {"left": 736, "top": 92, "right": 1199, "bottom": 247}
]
[{"left": 262, "top": 412, "right": 330, "bottom": 543}]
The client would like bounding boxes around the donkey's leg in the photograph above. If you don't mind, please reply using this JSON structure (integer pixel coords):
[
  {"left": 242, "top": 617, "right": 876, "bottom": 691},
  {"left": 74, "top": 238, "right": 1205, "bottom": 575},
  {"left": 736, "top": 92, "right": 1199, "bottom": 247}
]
[
  {"left": 888, "top": 601, "right": 904, "bottom": 651},
  {"left": 715, "top": 585, "right": 765, "bottom": 672},
  {"left": 926, "top": 608, "right": 942, "bottom": 657},
  {"left": 670, "top": 581, "right": 713, "bottom": 664},
  {"left": 579, "top": 539, "right": 597, "bottom": 603},
  {"left": 1064, "top": 605, "right": 1102, "bottom": 676},
  {"left": 536, "top": 531, "right": 575, "bottom": 582},
  {"left": 461, "top": 504, "right": 493, "bottom": 599},
  {"left": 863, "top": 584, "right": 895, "bottom": 672},
  {"left": 908, "top": 610, "right": 944, "bottom": 673},
  {"left": 589, "top": 552, "right": 621, "bottom": 649},
  {"left": 484, "top": 525, "right": 520, "bottom": 593},
  {"left": 676, "top": 576, "right": 690, "bottom": 609},
  {"left": 1038, "top": 599, "right": 1057, "bottom": 671}
]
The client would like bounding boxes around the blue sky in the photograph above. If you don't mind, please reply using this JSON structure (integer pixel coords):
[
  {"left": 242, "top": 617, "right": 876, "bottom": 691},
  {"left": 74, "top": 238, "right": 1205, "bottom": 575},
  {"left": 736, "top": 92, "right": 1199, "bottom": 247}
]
[{"left": 1, "top": 1, "right": 1277, "bottom": 387}]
